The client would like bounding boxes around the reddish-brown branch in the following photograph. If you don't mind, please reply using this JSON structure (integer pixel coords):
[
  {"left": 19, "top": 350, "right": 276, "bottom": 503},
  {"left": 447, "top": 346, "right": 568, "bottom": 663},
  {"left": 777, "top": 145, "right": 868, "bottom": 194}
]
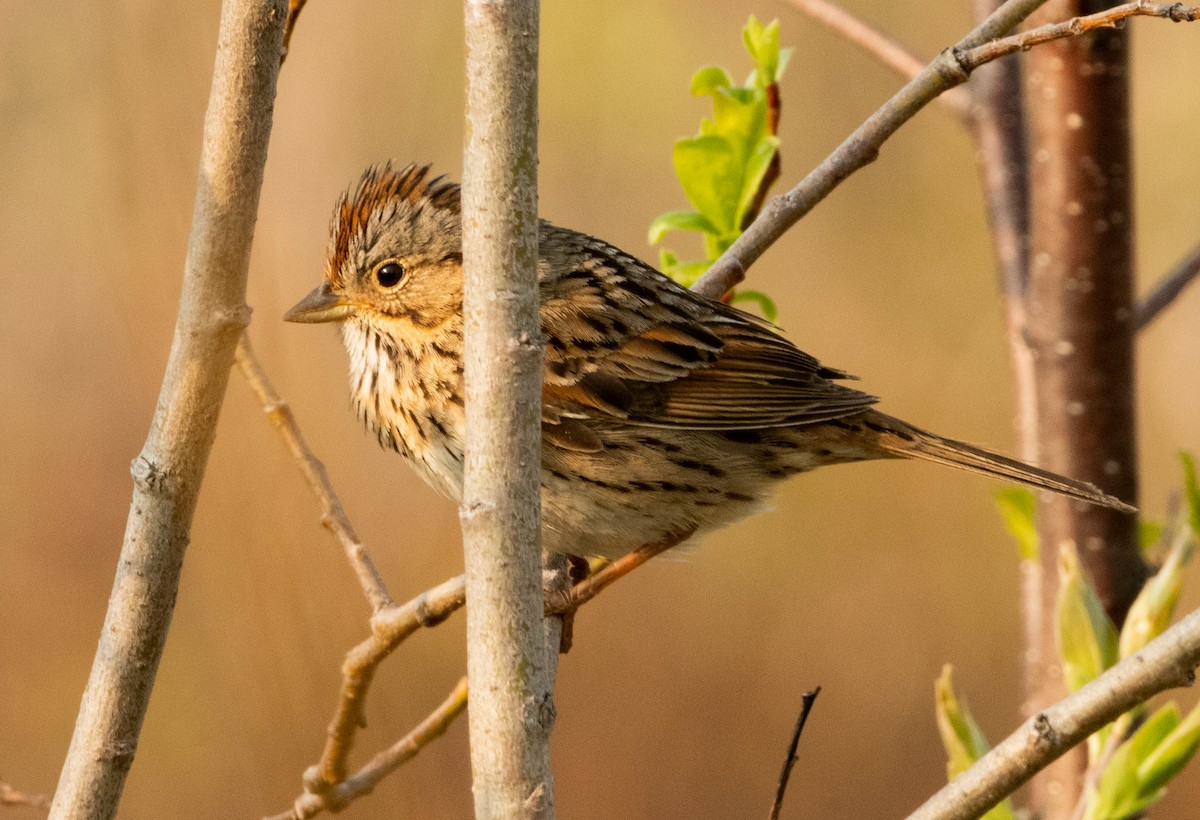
[
  {"left": 546, "top": 531, "right": 693, "bottom": 615},
  {"left": 1021, "top": 1, "right": 1146, "bottom": 813}
]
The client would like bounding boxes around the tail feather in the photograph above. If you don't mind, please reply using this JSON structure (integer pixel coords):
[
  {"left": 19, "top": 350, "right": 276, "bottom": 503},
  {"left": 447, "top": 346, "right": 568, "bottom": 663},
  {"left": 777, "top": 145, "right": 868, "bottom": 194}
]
[{"left": 860, "top": 410, "right": 1136, "bottom": 513}]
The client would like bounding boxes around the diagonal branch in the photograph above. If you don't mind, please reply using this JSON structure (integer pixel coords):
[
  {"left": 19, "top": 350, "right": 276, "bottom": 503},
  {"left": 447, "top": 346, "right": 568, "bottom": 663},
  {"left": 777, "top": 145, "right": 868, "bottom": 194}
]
[
  {"left": 274, "top": 533, "right": 676, "bottom": 819},
  {"left": 769, "top": 687, "right": 822, "bottom": 820},
  {"left": 264, "top": 677, "right": 469, "bottom": 820},
  {"left": 304, "top": 575, "right": 466, "bottom": 792},
  {"left": 1136, "top": 239, "right": 1200, "bottom": 329},
  {"left": 281, "top": 0, "right": 307, "bottom": 63},
  {"left": 693, "top": 0, "right": 1200, "bottom": 300},
  {"left": 235, "top": 336, "right": 394, "bottom": 613},
  {"left": 962, "top": 1, "right": 1200, "bottom": 69},
  {"left": 692, "top": 0, "right": 1053, "bottom": 298},
  {"left": 906, "top": 603, "right": 1200, "bottom": 820},
  {"left": 48, "top": 4, "right": 286, "bottom": 818}
]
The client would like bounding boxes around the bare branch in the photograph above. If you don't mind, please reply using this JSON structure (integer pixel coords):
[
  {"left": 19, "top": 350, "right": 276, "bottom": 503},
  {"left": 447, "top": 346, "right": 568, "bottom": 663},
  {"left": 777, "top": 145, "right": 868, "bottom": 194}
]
[
  {"left": 235, "top": 336, "right": 394, "bottom": 613},
  {"left": 906, "top": 604, "right": 1200, "bottom": 820},
  {"left": 460, "top": 1, "right": 552, "bottom": 816},
  {"left": 304, "top": 575, "right": 466, "bottom": 792},
  {"left": 266, "top": 678, "right": 470, "bottom": 820},
  {"left": 961, "top": 2, "right": 1200, "bottom": 70},
  {"left": 277, "top": 537, "right": 670, "bottom": 818},
  {"left": 1136, "top": 240, "right": 1200, "bottom": 329},
  {"left": 769, "top": 688, "right": 822, "bottom": 820},
  {"left": 785, "top": 0, "right": 971, "bottom": 116},
  {"left": 49, "top": 3, "right": 285, "bottom": 818}
]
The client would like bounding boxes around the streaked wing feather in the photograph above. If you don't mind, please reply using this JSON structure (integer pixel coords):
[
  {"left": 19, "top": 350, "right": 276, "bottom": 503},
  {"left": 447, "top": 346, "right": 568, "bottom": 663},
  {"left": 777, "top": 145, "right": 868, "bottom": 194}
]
[{"left": 538, "top": 228, "right": 878, "bottom": 438}]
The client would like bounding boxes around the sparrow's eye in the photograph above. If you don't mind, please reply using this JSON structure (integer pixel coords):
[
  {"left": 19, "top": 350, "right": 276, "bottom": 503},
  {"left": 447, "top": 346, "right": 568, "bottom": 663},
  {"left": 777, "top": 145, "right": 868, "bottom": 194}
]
[{"left": 374, "top": 261, "right": 406, "bottom": 289}]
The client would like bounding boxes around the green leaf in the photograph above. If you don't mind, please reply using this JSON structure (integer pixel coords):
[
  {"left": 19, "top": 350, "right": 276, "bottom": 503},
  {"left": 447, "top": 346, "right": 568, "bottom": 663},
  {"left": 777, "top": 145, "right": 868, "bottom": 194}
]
[
  {"left": 1057, "top": 544, "right": 1118, "bottom": 694},
  {"left": 734, "top": 136, "right": 780, "bottom": 228},
  {"left": 657, "top": 250, "right": 711, "bottom": 289},
  {"left": 648, "top": 210, "right": 719, "bottom": 245},
  {"left": 742, "top": 15, "right": 782, "bottom": 86},
  {"left": 1182, "top": 451, "right": 1200, "bottom": 536},
  {"left": 711, "top": 86, "right": 767, "bottom": 160},
  {"left": 1139, "top": 519, "right": 1164, "bottom": 554},
  {"left": 1138, "top": 698, "right": 1200, "bottom": 797},
  {"left": 934, "top": 667, "right": 1017, "bottom": 820},
  {"left": 935, "top": 666, "right": 990, "bottom": 779},
  {"left": 995, "top": 488, "right": 1038, "bottom": 561},
  {"left": 690, "top": 66, "right": 733, "bottom": 97},
  {"left": 1089, "top": 704, "right": 1181, "bottom": 820},
  {"left": 776, "top": 46, "right": 794, "bottom": 81},
  {"left": 729, "top": 289, "right": 778, "bottom": 323},
  {"left": 672, "top": 135, "right": 741, "bottom": 233},
  {"left": 1119, "top": 517, "right": 1192, "bottom": 659}
]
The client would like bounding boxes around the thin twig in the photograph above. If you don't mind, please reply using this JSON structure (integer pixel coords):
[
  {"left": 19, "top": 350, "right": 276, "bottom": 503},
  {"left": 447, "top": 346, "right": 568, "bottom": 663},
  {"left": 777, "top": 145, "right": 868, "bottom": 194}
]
[
  {"left": 784, "top": 0, "right": 971, "bottom": 116},
  {"left": 960, "top": 1, "right": 1199, "bottom": 69},
  {"left": 1, "top": 779, "right": 50, "bottom": 810},
  {"left": 235, "top": 336, "right": 394, "bottom": 613},
  {"left": 265, "top": 677, "right": 469, "bottom": 820},
  {"left": 1136, "top": 239, "right": 1200, "bottom": 329},
  {"left": 906, "top": 604, "right": 1200, "bottom": 820},
  {"left": 276, "top": 536, "right": 669, "bottom": 819},
  {"left": 305, "top": 575, "right": 466, "bottom": 791},
  {"left": 769, "top": 688, "right": 822, "bottom": 820}
]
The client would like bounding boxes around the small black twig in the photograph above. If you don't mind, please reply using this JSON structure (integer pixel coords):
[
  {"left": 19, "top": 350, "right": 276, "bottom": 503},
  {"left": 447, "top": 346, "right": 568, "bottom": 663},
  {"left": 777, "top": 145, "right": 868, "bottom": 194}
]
[{"left": 769, "top": 687, "right": 822, "bottom": 820}]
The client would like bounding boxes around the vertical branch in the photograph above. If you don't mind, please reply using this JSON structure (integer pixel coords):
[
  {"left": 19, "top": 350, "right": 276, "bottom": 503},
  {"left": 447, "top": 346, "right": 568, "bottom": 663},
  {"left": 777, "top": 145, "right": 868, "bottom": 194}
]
[
  {"left": 1021, "top": 1, "right": 1145, "bottom": 814},
  {"left": 461, "top": 1, "right": 553, "bottom": 818},
  {"left": 48, "top": 2, "right": 286, "bottom": 818},
  {"left": 969, "top": 0, "right": 1046, "bottom": 748}
]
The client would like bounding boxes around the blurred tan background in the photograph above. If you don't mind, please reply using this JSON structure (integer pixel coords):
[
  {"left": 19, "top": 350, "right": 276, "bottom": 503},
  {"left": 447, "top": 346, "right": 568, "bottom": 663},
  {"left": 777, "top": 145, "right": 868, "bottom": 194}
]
[{"left": 2, "top": 2, "right": 1198, "bottom": 817}]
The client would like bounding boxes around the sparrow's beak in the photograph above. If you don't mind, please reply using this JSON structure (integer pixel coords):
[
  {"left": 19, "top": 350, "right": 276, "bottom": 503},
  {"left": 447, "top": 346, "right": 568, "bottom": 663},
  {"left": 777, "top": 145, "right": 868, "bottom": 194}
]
[{"left": 284, "top": 282, "right": 354, "bottom": 324}]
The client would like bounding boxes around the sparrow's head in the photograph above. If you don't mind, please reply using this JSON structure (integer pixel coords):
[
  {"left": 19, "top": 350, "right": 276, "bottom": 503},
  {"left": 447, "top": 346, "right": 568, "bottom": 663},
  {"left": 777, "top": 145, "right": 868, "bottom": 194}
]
[{"left": 285, "top": 163, "right": 464, "bottom": 331}]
